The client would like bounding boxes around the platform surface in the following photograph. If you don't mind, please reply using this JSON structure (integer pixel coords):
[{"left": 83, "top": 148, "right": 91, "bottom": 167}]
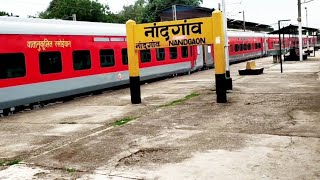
[{"left": 0, "top": 53, "right": 319, "bottom": 180}]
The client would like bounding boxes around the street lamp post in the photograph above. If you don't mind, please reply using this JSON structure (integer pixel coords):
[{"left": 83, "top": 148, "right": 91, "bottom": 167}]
[
  {"left": 298, "top": 0, "right": 303, "bottom": 61},
  {"left": 239, "top": 11, "right": 245, "bottom": 31},
  {"left": 278, "top": 19, "right": 291, "bottom": 73},
  {"left": 305, "top": 7, "right": 310, "bottom": 54}
]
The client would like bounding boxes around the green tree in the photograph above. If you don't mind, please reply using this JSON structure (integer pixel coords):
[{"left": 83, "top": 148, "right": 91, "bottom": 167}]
[
  {"left": 103, "top": 12, "right": 125, "bottom": 23},
  {"left": 39, "top": 0, "right": 110, "bottom": 22},
  {"left": 117, "top": 0, "right": 146, "bottom": 23},
  {"left": 142, "top": 0, "right": 203, "bottom": 22},
  {"left": 0, "top": 11, "right": 10, "bottom": 16}
]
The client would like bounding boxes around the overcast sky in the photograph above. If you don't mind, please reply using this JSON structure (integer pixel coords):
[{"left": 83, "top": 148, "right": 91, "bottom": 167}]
[{"left": 0, "top": 0, "right": 319, "bottom": 29}]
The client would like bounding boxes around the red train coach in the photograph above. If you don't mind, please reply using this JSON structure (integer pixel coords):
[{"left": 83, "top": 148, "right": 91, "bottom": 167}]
[
  {"left": 2, "top": 17, "right": 316, "bottom": 115},
  {"left": 0, "top": 18, "right": 196, "bottom": 114},
  {"left": 228, "top": 31, "right": 266, "bottom": 61}
]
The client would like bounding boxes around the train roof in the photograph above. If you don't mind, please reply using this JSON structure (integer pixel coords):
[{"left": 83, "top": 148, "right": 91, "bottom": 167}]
[
  {"left": 2, "top": 16, "right": 309, "bottom": 39},
  {"left": 1, "top": 17, "right": 267, "bottom": 38},
  {"left": 227, "top": 31, "right": 266, "bottom": 38},
  {"left": 0, "top": 16, "right": 126, "bottom": 36}
]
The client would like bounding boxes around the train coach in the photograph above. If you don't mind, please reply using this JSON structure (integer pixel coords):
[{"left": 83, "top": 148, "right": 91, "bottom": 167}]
[
  {"left": 0, "top": 17, "right": 318, "bottom": 116},
  {"left": 0, "top": 18, "right": 199, "bottom": 115},
  {"left": 193, "top": 31, "right": 267, "bottom": 69}
]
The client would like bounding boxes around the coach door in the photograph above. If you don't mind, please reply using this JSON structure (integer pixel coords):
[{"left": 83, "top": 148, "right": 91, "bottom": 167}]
[
  {"left": 263, "top": 37, "right": 268, "bottom": 55},
  {"left": 193, "top": 45, "right": 204, "bottom": 71},
  {"left": 204, "top": 45, "right": 213, "bottom": 68}
]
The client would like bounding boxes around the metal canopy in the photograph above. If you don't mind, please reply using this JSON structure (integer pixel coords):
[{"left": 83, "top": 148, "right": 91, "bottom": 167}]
[{"left": 269, "top": 24, "right": 319, "bottom": 35}]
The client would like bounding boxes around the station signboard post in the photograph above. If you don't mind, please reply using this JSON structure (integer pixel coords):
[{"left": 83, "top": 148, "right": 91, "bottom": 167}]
[
  {"left": 126, "top": 10, "right": 228, "bottom": 104},
  {"left": 133, "top": 17, "right": 214, "bottom": 50}
]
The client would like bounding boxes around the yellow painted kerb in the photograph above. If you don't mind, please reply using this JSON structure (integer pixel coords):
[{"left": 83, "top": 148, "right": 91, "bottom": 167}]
[
  {"left": 212, "top": 10, "right": 226, "bottom": 75},
  {"left": 126, "top": 20, "right": 140, "bottom": 77}
]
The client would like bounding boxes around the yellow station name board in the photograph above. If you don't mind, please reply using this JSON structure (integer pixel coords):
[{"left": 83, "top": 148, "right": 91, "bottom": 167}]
[{"left": 133, "top": 17, "right": 214, "bottom": 50}]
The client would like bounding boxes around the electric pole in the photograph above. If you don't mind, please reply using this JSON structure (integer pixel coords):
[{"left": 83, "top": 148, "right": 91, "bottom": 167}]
[
  {"left": 298, "top": 0, "right": 303, "bottom": 61},
  {"left": 305, "top": 7, "right": 309, "bottom": 54},
  {"left": 222, "top": 0, "right": 232, "bottom": 90}
]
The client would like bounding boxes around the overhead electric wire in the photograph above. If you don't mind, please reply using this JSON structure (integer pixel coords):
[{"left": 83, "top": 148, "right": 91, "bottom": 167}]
[{"left": 302, "top": 0, "right": 318, "bottom": 4}]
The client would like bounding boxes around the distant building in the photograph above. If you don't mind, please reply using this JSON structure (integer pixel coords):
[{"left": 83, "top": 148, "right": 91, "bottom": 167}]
[{"left": 159, "top": 5, "right": 274, "bottom": 32}]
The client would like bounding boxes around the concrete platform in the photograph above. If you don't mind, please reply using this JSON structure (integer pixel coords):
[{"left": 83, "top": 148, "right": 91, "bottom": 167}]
[{"left": 0, "top": 53, "right": 319, "bottom": 180}]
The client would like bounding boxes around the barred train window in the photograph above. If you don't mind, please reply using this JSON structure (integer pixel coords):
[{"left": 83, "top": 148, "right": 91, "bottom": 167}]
[
  {"left": 258, "top": 43, "right": 261, "bottom": 48},
  {"left": 100, "top": 49, "right": 115, "bottom": 67},
  {"left": 240, "top": 44, "right": 244, "bottom": 51},
  {"left": 73, "top": 50, "right": 91, "bottom": 70},
  {"left": 39, "top": 51, "right": 62, "bottom": 74},
  {"left": 140, "top": 50, "right": 151, "bottom": 63},
  {"left": 182, "top": 46, "right": 188, "bottom": 58},
  {"left": 170, "top": 47, "right": 178, "bottom": 59},
  {"left": 122, "top": 49, "right": 128, "bottom": 65},
  {"left": 0, "top": 53, "right": 26, "bottom": 79},
  {"left": 235, "top": 44, "right": 239, "bottom": 52},
  {"left": 156, "top": 48, "right": 165, "bottom": 61},
  {"left": 244, "top": 44, "right": 248, "bottom": 50}
]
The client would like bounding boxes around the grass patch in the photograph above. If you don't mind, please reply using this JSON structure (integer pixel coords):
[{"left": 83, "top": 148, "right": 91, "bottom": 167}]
[
  {"left": 65, "top": 168, "right": 77, "bottom": 174},
  {"left": 59, "top": 122, "right": 77, "bottom": 124},
  {"left": 112, "top": 117, "right": 137, "bottom": 127},
  {"left": 0, "top": 159, "right": 21, "bottom": 166},
  {"left": 160, "top": 92, "right": 200, "bottom": 108}
]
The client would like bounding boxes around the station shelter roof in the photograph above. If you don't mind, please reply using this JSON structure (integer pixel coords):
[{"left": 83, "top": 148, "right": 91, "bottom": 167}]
[{"left": 269, "top": 24, "right": 319, "bottom": 36}]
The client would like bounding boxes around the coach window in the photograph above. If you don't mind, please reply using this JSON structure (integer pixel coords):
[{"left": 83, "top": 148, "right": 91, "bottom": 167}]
[
  {"left": 258, "top": 43, "right": 261, "bottom": 49},
  {"left": 156, "top": 48, "right": 165, "bottom": 61},
  {"left": 0, "top": 53, "right": 26, "bottom": 79},
  {"left": 182, "top": 46, "right": 188, "bottom": 58},
  {"left": 122, "top": 49, "right": 128, "bottom": 65},
  {"left": 190, "top": 46, "right": 193, "bottom": 57},
  {"left": 240, "top": 44, "right": 244, "bottom": 51},
  {"left": 170, "top": 47, "right": 178, "bottom": 59},
  {"left": 39, "top": 52, "right": 62, "bottom": 74},
  {"left": 73, "top": 50, "right": 91, "bottom": 70},
  {"left": 244, "top": 44, "right": 248, "bottom": 50},
  {"left": 140, "top": 50, "right": 151, "bottom": 63},
  {"left": 100, "top": 49, "right": 115, "bottom": 67},
  {"left": 235, "top": 44, "right": 239, "bottom": 52},
  {"left": 255, "top": 43, "right": 258, "bottom": 49},
  {"left": 248, "top": 44, "right": 251, "bottom": 50}
]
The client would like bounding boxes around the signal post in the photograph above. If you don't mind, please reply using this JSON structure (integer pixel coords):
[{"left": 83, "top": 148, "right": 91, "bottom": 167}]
[{"left": 126, "top": 10, "right": 228, "bottom": 104}]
